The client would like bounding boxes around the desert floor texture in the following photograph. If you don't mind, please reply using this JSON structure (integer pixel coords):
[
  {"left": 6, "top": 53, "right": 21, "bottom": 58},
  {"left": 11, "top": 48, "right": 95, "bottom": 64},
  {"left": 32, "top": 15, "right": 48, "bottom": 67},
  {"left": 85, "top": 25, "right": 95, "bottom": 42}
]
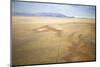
[{"left": 12, "top": 16, "right": 96, "bottom": 65}]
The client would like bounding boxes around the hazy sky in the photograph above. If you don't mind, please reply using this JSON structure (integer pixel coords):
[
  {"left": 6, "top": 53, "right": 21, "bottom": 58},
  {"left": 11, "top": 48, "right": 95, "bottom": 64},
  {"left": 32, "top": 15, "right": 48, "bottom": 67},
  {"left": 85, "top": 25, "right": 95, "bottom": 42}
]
[{"left": 12, "top": 1, "right": 96, "bottom": 18}]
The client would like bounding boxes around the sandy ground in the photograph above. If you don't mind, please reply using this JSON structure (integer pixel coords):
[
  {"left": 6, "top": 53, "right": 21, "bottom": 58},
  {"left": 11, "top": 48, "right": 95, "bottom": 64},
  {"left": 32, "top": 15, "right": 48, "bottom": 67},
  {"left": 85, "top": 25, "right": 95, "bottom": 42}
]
[{"left": 12, "top": 16, "right": 96, "bottom": 65}]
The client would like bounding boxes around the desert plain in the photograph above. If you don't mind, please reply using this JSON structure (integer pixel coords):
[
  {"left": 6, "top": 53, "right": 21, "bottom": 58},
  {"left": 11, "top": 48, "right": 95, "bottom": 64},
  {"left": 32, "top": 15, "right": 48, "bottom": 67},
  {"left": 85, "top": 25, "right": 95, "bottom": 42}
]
[{"left": 12, "top": 16, "right": 96, "bottom": 65}]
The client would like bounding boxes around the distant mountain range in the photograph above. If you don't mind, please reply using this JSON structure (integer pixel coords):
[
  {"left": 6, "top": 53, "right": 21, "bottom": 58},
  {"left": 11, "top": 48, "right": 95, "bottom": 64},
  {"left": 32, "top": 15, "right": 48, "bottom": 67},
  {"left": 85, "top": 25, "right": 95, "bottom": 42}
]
[{"left": 12, "top": 12, "right": 74, "bottom": 18}]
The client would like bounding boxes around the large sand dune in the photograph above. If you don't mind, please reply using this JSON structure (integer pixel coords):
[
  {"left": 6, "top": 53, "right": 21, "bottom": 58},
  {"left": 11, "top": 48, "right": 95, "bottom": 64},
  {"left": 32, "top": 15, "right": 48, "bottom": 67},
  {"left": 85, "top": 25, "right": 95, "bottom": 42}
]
[{"left": 12, "top": 16, "right": 96, "bottom": 65}]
